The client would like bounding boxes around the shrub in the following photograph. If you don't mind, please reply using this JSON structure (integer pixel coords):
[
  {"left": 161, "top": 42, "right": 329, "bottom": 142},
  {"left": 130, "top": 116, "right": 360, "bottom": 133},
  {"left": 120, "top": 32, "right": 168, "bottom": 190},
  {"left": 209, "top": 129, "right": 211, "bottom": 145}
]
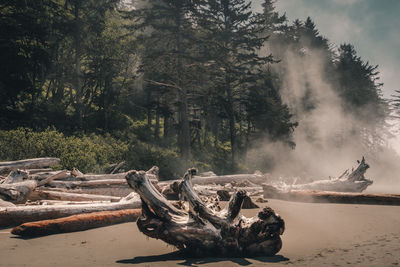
[{"left": 0, "top": 128, "right": 128, "bottom": 173}]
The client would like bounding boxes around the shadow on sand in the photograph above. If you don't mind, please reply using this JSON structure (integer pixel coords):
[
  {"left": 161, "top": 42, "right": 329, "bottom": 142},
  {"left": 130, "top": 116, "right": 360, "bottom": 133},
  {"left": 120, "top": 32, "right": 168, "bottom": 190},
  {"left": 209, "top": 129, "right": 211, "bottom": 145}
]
[{"left": 116, "top": 251, "right": 289, "bottom": 266}]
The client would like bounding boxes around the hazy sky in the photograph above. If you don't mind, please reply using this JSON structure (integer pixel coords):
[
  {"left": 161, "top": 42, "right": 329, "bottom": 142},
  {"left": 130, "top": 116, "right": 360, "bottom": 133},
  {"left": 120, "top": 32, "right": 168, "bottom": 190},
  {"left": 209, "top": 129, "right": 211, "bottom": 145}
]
[
  {"left": 252, "top": 0, "right": 400, "bottom": 153},
  {"left": 253, "top": 0, "right": 400, "bottom": 99}
]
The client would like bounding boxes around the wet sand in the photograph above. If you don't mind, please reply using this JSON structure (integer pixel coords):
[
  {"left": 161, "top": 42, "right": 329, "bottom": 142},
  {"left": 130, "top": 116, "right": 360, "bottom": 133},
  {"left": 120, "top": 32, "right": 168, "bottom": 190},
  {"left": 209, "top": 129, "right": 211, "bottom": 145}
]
[{"left": 0, "top": 199, "right": 399, "bottom": 266}]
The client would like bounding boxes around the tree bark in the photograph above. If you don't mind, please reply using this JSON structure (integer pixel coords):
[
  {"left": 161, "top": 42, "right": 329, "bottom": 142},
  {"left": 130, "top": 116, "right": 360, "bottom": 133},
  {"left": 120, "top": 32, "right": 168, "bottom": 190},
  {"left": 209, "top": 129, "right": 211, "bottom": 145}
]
[{"left": 11, "top": 209, "right": 141, "bottom": 237}]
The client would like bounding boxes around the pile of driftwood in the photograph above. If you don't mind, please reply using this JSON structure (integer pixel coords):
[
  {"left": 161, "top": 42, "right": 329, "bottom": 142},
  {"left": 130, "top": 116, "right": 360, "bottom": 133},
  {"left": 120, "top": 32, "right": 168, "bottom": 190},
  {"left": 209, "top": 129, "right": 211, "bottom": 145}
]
[
  {"left": 0, "top": 158, "right": 263, "bottom": 237},
  {"left": 1, "top": 156, "right": 399, "bottom": 238}
]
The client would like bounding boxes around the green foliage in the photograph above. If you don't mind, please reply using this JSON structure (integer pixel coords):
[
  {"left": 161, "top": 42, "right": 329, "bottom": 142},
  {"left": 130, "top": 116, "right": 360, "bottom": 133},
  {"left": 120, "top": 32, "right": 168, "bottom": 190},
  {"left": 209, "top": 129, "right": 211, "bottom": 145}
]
[
  {"left": 0, "top": 128, "right": 128, "bottom": 173},
  {"left": 125, "top": 141, "right": 183, "bottom": 180},
  {"left": 0, "top": 0, "right": 391, "bottom": 176}
]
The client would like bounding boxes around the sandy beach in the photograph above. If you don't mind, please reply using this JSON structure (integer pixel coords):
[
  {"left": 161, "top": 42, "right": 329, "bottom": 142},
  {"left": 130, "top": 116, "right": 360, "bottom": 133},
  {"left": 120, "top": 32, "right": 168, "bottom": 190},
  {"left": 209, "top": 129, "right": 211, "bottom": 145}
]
[{"left": 0, "top": 199, "right": 399, "bottom": 267}]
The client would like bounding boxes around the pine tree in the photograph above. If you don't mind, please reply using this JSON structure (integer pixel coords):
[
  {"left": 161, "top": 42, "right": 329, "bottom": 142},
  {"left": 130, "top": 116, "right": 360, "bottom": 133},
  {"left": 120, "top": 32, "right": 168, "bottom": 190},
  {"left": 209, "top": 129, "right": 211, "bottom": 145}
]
[{"left": 196, "top": 0, "right": 275, "bottom": 164}]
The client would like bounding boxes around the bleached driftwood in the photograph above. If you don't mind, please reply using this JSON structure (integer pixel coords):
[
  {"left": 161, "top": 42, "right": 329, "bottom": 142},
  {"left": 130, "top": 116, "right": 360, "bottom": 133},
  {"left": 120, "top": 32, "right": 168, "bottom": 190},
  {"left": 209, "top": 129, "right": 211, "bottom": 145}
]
[
  {"left": 0, "top": 194, "right": 140, "bottom": 227},
  {"left": 262, "top": 185, "right": 400, "bottom": 205},
  {"left": 0, "top": 199, "right": 15, "bottom": 207},
  {"left": 27, "top": 168, "right": 53, "bottom": 174},
  {"left": 47, "top": 179, "right": 128, "bottom": 188},
  {"left": 29, "top": 190, "right": 121, "bottom": 202},
  {"left": 0, "top": 180, "right": 37, "bottom": 204},
  {"left": 125, "top": 168, "right": 285, "bottom": 257},
  {"left": 11, "top": 209, "right": 141, "bottom": 237},
  {"left": 37, "top": 170, "right": 69, "bottom": 186},
  {"left": 37, "top": 187, "right": 133, "bottom": 197},
  {"left": 280, "top": 157, "right": 373, "bottom": 193},
  {"left": 0, "top": 158, "right": 60, "bottom": 175}
]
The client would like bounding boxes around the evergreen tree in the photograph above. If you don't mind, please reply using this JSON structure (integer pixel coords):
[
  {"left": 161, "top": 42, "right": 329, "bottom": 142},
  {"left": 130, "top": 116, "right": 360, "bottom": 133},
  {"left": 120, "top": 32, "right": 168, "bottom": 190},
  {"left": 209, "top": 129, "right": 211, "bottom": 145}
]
[{"left": 196, "top": 0, "right": 274, "bottom": 164}]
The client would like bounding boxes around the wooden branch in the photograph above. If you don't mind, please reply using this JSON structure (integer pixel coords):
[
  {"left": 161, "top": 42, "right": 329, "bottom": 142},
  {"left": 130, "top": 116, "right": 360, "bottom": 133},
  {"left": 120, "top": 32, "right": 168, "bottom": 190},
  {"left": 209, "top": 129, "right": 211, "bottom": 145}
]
[
  {"left": 38, "top": 170, "right": 69, "bottom": 186},
  {"left": 11, "top": 209, "right": 141, "bottom": 237},
  {"left": 0, "top": 195, "right": 140, "bottom": 228},
  {"left": 0, "top": 158, "right": 60, "bottom": 175}
]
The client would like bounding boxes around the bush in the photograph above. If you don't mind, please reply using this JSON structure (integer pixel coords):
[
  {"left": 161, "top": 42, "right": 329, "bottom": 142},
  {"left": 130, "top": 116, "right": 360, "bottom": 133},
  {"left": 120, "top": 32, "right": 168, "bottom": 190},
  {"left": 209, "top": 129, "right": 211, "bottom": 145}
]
[
  {"left": 0, "top": 128, "right": 128, "bottom": 173},
  {"left": 125, "top": 141, "right": 184, "bottom": 180}
]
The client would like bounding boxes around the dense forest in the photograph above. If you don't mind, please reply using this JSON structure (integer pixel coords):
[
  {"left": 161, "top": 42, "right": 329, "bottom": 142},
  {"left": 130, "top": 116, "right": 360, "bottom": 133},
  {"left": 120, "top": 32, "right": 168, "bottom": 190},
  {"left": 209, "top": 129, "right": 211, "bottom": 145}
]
[{"left": 0, "top": 0, "right": 397, "bottom": 179}]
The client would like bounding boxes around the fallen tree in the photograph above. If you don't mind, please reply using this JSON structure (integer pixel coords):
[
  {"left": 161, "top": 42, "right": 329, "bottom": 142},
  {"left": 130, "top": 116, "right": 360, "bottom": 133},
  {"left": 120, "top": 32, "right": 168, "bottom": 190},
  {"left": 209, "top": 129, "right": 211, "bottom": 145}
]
[
  {"left": 0, "top": 158, "right": 60, "bottom": 175},
  {"left": 263, "top": 185, "right": 400, "bottom": 205},
  {"left": 0, "top": 194, "right": 140, "bottom": 228},
  {"left": 276, "top": 157, "right": 373, "bottom": 193},
  {"left": 11, "top": 209, "right": 141, "bottom": 237},
  {"left": 125, "top": 168, "right": 285, "bottom": 257}
]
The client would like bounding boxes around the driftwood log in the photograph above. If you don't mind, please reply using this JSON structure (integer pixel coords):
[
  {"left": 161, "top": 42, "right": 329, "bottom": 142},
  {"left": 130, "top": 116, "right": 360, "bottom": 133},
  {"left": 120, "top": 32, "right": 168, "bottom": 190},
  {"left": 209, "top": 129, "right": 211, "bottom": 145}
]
[
  {"left": 29, "top": 190, "right": 121, "bottom": 202},
  {"left": 11, "top": 209, "right": 141, "bottom": 237},
  {"left": 0, "top": 180, "right": 37, "bottom": 204},
  {"left": 0, "top": 158, "right": 60, "bottom": 175},
  {"left": 263, "top": 185, "right": 400, "bottom": 205},
  {"left": 0, "top": 194, "right": 140, "bottom": 228},
  {"left": 125, "top": 168, "right": 285, "bottom": 257},
  {"left": 280, "top": 157, "right": 373, "bottom": 192}
]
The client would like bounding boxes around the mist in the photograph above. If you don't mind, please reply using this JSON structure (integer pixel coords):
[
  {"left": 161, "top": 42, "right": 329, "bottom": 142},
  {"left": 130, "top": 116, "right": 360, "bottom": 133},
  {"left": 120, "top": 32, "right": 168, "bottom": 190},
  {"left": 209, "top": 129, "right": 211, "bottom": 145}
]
[{"left": 246, "top": 36, "right": 400, "bottom": 193}]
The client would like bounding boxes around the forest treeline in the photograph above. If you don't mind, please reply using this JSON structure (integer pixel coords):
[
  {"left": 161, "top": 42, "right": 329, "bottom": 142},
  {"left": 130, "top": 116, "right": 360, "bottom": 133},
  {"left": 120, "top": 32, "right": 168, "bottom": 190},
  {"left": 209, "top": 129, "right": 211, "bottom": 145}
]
[{"left": 0, "top": 0, "right": 393, "bottom": 178}]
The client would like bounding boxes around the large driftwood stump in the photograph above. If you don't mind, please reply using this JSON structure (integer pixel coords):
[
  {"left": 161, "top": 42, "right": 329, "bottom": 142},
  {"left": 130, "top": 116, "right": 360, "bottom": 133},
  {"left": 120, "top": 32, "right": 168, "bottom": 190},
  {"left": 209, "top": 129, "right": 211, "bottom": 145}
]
[{"left": 125, "top": 168, "right": 285, "bottom": 257}]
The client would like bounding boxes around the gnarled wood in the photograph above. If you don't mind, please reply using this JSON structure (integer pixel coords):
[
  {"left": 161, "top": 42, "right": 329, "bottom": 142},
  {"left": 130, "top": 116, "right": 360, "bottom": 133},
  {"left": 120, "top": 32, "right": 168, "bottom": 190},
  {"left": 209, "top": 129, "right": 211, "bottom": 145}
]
[
  {"left": 125, "top": 168, "right": 285, "bottom": 257},
  {"left": 0, "top": 180, "right": 37, "bottom": 204},
  {"left": 11, "top": 209, "right": 141, "bottom": 237}
]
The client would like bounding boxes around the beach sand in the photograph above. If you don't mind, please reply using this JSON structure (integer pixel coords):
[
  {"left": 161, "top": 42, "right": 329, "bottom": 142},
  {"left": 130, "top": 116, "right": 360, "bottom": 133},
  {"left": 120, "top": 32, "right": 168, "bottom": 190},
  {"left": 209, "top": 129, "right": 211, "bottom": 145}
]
[{"left": 0, "top": 199, "right": 399, "bottom": 266}]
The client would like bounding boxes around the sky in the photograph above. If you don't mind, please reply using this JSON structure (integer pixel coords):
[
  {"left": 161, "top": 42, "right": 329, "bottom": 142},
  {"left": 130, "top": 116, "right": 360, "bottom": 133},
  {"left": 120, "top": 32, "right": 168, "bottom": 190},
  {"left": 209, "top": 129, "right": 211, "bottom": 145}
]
[
  {"left": 252, "top": 0, "right": 400, "bottom": 154},
  {"left": 253, "top": 0, "right": 400, "bottom": 99}
]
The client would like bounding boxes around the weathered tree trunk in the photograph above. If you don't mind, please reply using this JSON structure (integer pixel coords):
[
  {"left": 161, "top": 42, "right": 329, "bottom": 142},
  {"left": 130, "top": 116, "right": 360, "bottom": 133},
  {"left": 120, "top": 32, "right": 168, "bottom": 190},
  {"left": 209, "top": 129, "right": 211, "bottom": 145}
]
[
  {"left": 0, "top": 158, "right": 60, "bottom": 175},
  {"left": 29, "top": 190, "right": 121, "bottom": 202},
  {"left": 263, "top": 185, "right": 400, "bottom": 205},
  {"left": 0, "top": 195, "right": 140, "bottom": 228},
  {"left": 279, "top": 157, "right": 373, "bottom": 193},
  {"left": 125, "top": 168, "right": 285, "bottom": 257},
  {"left": 0, "top": 180, "right": 37, "bottom": 204},
  {"left": 11, "top": 209, "right": 141, "bottom": 237}
]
